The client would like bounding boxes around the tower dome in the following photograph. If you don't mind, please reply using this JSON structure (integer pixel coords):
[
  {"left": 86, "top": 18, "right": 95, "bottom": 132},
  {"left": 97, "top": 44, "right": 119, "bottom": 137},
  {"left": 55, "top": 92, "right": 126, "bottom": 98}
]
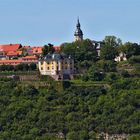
[{"left": 74, "top": 18, "right": 83, "bottom": 41}]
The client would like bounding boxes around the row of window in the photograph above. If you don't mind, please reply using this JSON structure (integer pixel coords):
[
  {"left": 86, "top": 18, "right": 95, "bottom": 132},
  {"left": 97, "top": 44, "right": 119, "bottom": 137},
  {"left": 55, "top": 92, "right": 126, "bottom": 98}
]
[
  {"left": 41, "top": 61, "right": 73, "bottom": 65},
  {"left": 41, "top": 66, "right": 73, "bottom": 71}
]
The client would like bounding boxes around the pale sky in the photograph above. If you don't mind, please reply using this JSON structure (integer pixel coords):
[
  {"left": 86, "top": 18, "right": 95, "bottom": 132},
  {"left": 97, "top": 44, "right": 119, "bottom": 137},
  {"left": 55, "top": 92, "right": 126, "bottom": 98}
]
[{"left": 0, "top": 0, "right": 140, "bottom": 46}]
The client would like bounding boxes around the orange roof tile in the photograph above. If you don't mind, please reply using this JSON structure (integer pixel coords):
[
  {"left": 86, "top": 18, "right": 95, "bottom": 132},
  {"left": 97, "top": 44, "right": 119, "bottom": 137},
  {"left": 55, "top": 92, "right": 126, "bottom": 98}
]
[
  {"left": 32, "top": 47, "right": 43, "bottom": 54},
  {"left": 17, "top": 51, "right": 22, "bottom": 55},
  {"left": 0, "top": 44, "right": 22, "bottom": 53},
  {"left": 0, "top": 59, "right": 38, "bottom": 65},
  {"left": 22, "top": 55, "right": 38, "bottom": 59},
  {"left": 6, "top": 50, "right": 23, "bottom": 56},
  {"left": 6, "top": 51, "right": 18, "bottom": 56},
  {"left": 0, "top": 59, "right": 23, "bottom": 63}
]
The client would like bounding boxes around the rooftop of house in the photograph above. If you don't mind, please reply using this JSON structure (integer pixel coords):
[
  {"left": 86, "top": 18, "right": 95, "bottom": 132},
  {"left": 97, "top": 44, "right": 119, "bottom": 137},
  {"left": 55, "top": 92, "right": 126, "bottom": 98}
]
[
  {"left": 22, "top": 55, "right": 38, "bottom": 59},
  {"left": 0, "top": 59, "right": 23, "bottom": 63},
  {"left": 0, "top": 59, "right": 38, "bottom": 64},
  {"left": 0, "top": 44, "right": 22, "bottom": 52},
  {"left": 41, "top": 53, "right": 72, "bottom": 61},
  {"left": 0, "top": 44, "right": 61, "bottom": 57},
  {"left": 6, "top": 51, "right": 19, "bottom": 56},
  {"left": 32, "top": 47, "right": 43, "bottom": 54}
]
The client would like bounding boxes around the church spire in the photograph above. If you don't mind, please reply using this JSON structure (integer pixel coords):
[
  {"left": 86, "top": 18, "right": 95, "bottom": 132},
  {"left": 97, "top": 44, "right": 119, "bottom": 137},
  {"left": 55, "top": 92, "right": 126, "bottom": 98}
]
[
  {"left": 77, "top": 17, "right": 80, "bottom": 27},
  {"left": 74, "top": 17, "right": 83, "bottom": 41}
]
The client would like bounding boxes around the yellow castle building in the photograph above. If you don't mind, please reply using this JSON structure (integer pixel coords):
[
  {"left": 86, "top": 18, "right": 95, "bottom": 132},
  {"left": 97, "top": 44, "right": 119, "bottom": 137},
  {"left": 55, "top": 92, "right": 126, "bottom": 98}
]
[{"left": 38, "top": 53, "right": 74, "bottom": 80}]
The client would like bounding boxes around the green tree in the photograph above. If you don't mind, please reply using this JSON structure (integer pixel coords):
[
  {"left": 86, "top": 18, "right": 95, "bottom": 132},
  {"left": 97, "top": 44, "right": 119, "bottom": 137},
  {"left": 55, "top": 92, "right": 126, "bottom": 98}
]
[
  {"left": 100, "top": 36, "right": 121, "bottom": 60},
  {"left": 15, "top": 63, "right": 29, "bottom": 71},
  {"left": 97, "top": 60, "right": 117, "bottom": 72},
  {"left": 29, "top": 63, "right": 37, "bottom": 70},
  {"left": 88, "top": 65, "right": 104, "bottom": 81},
  {"left": 100, "top": 45, "right": 118, "bottom": 60},
  {"left": 120, "top": 42, "right": 140, "bottom": 59},
  {"left": 0, "top": 64, "right": 7, "bottom": 71},
  {"left": 0, "top": 65, "right": 14, "bottom": 71},
  {"left": 79, "top": 130, "right": 89, "bottom": 140},
  {"left": 61, "top": 39, "right": 98, "bottom": 62},
  {"left": 0, "top": 76, "right": 140, "bottom": 139},
  {"left": 61, "top": 39, "right": 98, "bottom": 73},
  {"left": 129, "top": 134, "right": 140, "bottom": 140},
  {"left": 42, "top": 43, "right": 55, "bottom": 56},
  {"left": 89, "top": 131, "right": 97, "bottom": 140},
  {"left": 66, "top": 131, "right": 79, "bottom": 140},
  {"left": 128, "top": 55, "right": 140, "bottom": 64},
  {"left": 103, "top": 36, "right": 122, "bottom": 48}
]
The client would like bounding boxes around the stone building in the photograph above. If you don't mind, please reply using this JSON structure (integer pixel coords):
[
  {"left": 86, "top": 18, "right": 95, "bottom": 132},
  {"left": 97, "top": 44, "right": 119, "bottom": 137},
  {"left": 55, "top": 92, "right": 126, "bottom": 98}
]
[{"left": 38, "top": 53, "right": 74, "bottom": 80}]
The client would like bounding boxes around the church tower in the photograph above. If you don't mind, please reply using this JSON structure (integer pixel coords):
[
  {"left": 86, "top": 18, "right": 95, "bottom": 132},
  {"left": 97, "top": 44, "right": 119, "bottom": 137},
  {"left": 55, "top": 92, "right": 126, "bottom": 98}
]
[{"left": 74, "top": 18, "right": 83, "bottom": 41}]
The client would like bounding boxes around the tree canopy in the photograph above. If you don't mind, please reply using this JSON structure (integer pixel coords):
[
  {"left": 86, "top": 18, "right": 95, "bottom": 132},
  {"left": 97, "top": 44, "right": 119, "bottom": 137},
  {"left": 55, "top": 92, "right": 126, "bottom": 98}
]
[
  {"left": 61, "top": 39, "right": 98, "bottom": 73},
  {"left": 0, "top": 76, "right": 140, "bottom": 139},
  {"left": 42, "top": 43, "right": 55, "bottom": 56}
]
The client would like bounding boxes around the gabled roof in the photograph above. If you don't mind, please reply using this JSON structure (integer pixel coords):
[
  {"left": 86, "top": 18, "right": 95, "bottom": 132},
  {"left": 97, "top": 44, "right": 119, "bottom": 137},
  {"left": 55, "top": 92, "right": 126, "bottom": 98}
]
[{"left": 0, "top": 44, "right": 22, "bottom": 53}]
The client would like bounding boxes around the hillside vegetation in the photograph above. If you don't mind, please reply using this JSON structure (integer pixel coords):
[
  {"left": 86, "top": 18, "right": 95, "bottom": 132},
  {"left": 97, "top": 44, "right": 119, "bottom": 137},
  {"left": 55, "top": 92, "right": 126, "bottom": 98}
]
[
  {"left": 0, "top": 36, "right": 140, "bottom": 139},
  {"left": 0, "top": 76, "right": 140, "bottom": 139}
]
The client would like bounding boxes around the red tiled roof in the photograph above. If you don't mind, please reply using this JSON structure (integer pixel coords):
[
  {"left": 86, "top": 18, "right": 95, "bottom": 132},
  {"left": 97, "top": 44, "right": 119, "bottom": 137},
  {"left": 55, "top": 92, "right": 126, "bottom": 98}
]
[
  {"left": 32, "top": 47, "right": 43, "bottom": 54},
  {"left": 17, "top": 51, "right": 22, "bottom": 55},
  {"left": 0, "top": 59, "right": 38, "bottom": 65},
  {"left": 22, "top": 55, "right": 38, "bottom": 59},
  {"left": 6, "top": 51, "right": 18, "bottom": 56},
  {"left": 53, "top": 46, "right": 60, "bottom": 51},
  {"left": 6, "top": 50, "right": 23, "bottom": 56},
  {"left": 0, "top": 44, "right": 22, "bottom": 53},
  {"left": 0, "top": 59, "right": 23, "bottom": 63}
]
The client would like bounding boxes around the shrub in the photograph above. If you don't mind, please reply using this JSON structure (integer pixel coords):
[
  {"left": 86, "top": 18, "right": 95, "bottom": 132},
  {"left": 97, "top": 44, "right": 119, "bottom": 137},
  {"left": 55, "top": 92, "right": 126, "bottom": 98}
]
[{"left": 129, "top": 55, "right": 140, "bottom": 64}]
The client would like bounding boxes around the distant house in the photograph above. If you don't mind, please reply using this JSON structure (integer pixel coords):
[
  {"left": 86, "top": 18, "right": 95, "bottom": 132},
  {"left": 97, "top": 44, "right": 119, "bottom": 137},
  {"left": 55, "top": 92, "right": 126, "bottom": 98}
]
[
  {"left": 38, "top": 53, "right": 74, "bottom": 80},
  {"left": 115, "top": 52, "right": 127, "bottom": 62},
  {"left": 0, "top": 60, "right": 23, "bottom": 66},
  {"left": 32, "top": 47, "right": 43, "bottom": 56},
  {"left": 23, "top": 46, "right": 33, "bottom": 55},
  {"left": 32, "top": 46, "right": 61, "bottom": 55},
  {"left": 92, "top": 40, "right": 103, "bottom": 56},
  {"left": 0, "top": 44, "right": 61, "bottom": 66},
  {"left": 6, "top": 50, "right": 22, "bottom": 58},
  {"left": 0, "top": 55, "right": 7, "bottom": 60},
  {"left": 0, "top": 44, "right": 22, "bottom": 56},
  {"left": 22, "top": 55, "right": 38, "bottom": 62},
  {"left": 0, "top": 59, "right": 38, "bottom": 66}
]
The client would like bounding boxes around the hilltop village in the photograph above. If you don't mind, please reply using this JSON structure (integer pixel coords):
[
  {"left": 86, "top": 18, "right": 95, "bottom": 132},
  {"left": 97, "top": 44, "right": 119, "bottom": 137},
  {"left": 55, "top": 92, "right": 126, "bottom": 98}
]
[
  {"left": 0, "top": 19, "right": 140, "bottom": 140},
  {"left": 0, "top": 19, "right": 137, "bottom": 81}
]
